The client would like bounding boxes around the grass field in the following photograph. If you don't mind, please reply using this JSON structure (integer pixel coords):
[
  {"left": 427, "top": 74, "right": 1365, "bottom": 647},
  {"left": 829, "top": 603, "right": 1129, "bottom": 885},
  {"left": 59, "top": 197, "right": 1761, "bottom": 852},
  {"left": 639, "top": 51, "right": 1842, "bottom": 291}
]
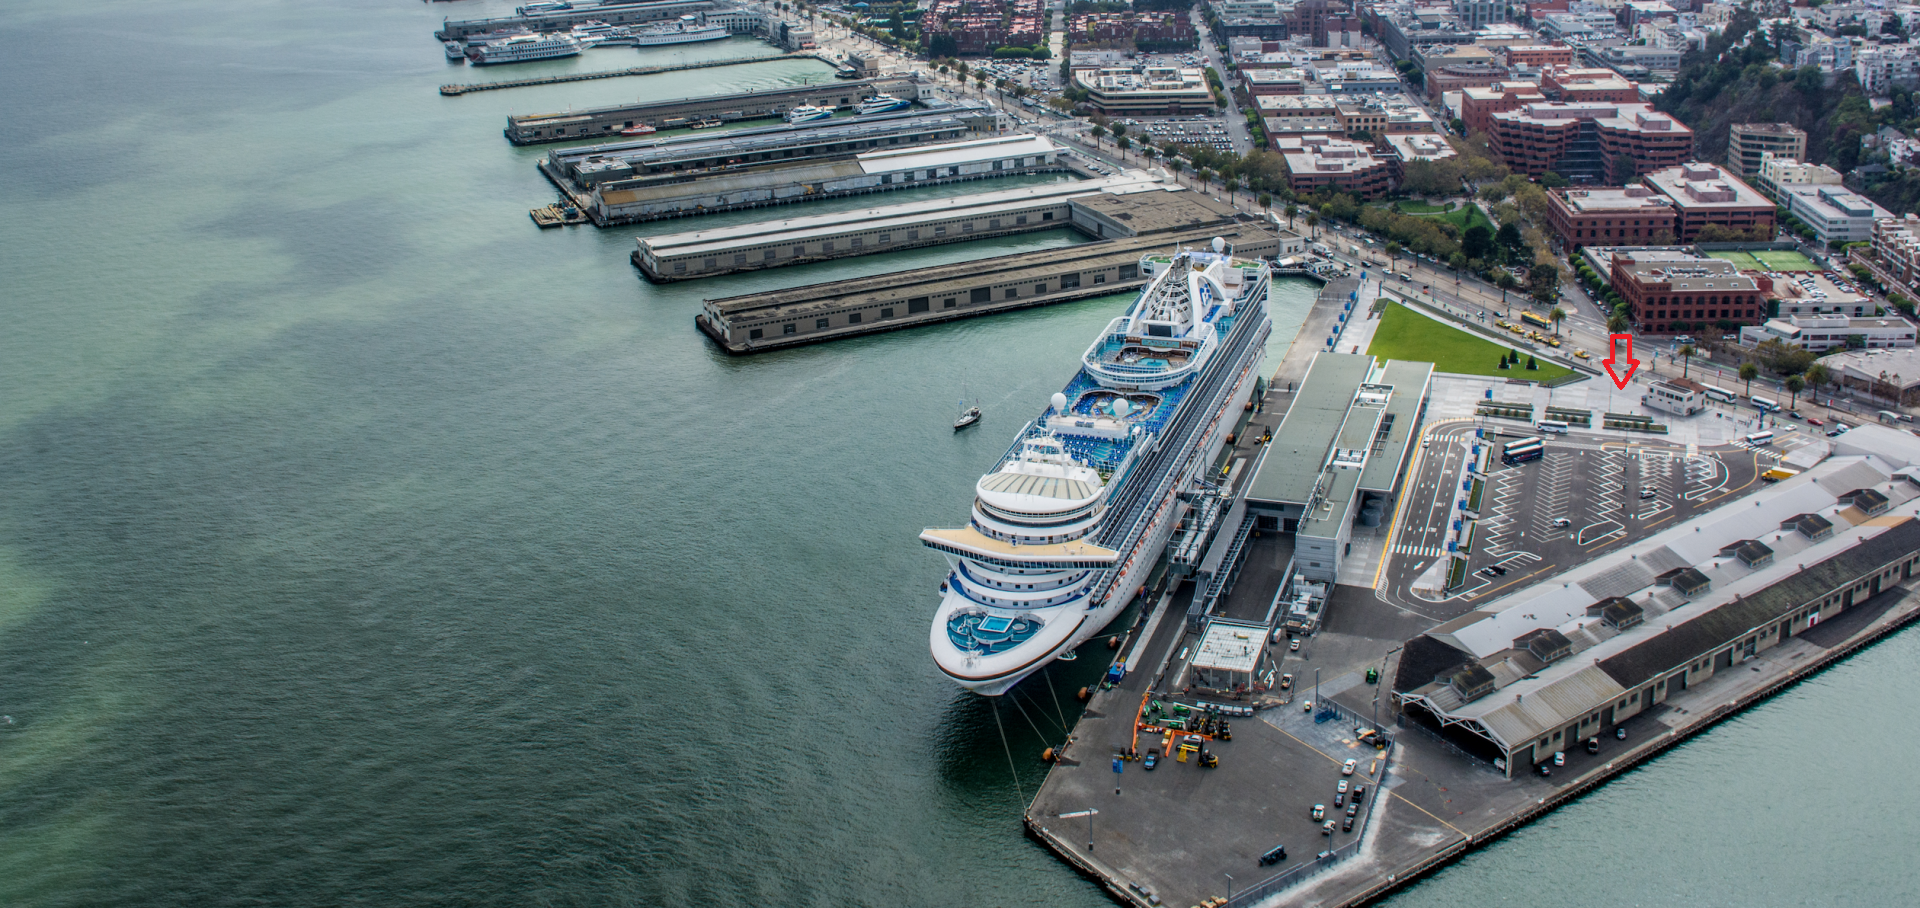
[
  {"left": 1367, "top": 303, "right": 1573, "bottom": 380},
  {"left": 1707, "top": 250, "right": 1819, "bottom": 272}
]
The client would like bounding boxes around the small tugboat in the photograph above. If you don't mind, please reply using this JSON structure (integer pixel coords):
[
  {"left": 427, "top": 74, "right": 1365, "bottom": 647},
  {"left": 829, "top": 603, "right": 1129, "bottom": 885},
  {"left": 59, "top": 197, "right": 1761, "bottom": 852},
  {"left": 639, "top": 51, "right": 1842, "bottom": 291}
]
[{"left": 953, "top": 403, "right": 982, "bottom": 430}]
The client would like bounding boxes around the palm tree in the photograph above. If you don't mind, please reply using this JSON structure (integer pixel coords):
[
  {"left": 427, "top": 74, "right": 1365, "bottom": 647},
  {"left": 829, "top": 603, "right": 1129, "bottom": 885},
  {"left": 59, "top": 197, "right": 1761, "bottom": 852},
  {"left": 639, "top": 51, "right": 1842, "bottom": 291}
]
[
  {"left": 1306, "top": 212, "right": 1320, "bottom": 240},
  {"left": 1785, "top": 374, "right": 1805, "bottom": 411},
  {"left": 1677, "top": 344, "right": 1696, "bottom": 379},
  {"left": 1385, "top": 240, "right": 1401, "bottom": 272},
  {"left": 1739, "top": 362, "right": 1759, "bottom": 398},
  {"left": 1607, "top": 311, "right": 1630, "bottom": 334},
  {"left": 1257, "top": 192, "right": 1272, "bottom": 216},
  {"left": 1284, "top": 203, "right": 1299, "bottom": 231},
  {"left": 1805, "top": 362, "right": 1831, "bottom": 401},
  {"left": 1494, "top": 271, "right": 1517, "bottom": 314},
  {"left": 1090, "top": 124, "right": 1107, "bottom": 145},
  {"left": 1549, "top": 306, "right": 1567, "bottom": 336}
]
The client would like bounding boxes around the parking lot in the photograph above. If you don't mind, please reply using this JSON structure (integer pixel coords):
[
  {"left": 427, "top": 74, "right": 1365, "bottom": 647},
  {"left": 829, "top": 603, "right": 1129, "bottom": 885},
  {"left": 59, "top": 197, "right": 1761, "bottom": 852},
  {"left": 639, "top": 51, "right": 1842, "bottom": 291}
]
[
  {"left": 1130, "top": 115, "right": 1234, "bottom": 153},
  {"left": 1459, "top": 436, "right": 1769, "bottom": 601}
]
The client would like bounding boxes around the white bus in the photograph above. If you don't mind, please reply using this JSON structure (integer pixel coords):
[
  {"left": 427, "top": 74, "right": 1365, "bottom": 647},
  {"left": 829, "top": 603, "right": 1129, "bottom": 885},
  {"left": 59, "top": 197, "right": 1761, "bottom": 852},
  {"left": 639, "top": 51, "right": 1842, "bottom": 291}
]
[
  {"left": 1750, "top": 396, "right": 1778, "bottom": 412},
  {"left": 1701, "top": 385, "right": 1737, "bottom": 404},
  {"left": 1744, "top": 430, "right": 1775, "bottom": 446},
  {"left": 1536, "top": 420, "right": 1570, "bottom": 434}
]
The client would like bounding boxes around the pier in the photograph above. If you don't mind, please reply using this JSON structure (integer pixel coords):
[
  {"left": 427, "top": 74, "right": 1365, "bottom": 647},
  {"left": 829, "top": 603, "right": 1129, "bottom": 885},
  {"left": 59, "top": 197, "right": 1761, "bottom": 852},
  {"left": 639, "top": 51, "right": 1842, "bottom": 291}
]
[
  {"left": 635, "top": 173, "right": 1165, "bottom": 281},
  {"left": 436, "top": 0, "right": 714, "bottom": 40},
  {"left": 440, "top": 52, "right": 821, "bottom": 97},
  {"left": 1017, "top": 268, "right": 1920, "bottom": 908},
  {"left": 694, "top": 192, "right": 1280, "bottom": 354},
  {"left": 501, "top": 73, "right": 916, "bottom": 141}
]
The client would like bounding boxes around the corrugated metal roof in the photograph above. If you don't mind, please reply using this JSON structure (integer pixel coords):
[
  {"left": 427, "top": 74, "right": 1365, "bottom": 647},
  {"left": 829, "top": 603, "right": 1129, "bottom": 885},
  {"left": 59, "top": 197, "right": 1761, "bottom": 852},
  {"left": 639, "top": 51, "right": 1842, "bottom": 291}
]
[
  {"left": 1817, "top": 460, "right": 1889, "bottom": 497},
  {"left": 1474, "top": 665, "right": 1626, "bottom": 748}
]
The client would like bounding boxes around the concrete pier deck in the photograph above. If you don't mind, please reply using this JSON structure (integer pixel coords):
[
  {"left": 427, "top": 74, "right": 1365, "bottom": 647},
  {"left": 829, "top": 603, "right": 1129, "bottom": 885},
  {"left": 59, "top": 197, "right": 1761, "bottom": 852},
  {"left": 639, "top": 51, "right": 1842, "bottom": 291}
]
[{"left": 441, "top": 53, "right": 819, "bottom": 98}]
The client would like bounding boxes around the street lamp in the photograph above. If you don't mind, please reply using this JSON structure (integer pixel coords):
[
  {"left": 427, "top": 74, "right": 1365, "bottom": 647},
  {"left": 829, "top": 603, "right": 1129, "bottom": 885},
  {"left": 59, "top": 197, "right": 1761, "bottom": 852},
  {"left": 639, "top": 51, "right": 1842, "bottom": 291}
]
[
  {"left": 1059, "top": 809, "right": 1098, "bottom": 850},
  {"left": 1226, "top": 873, "right": 1234, "bottom": 904}
]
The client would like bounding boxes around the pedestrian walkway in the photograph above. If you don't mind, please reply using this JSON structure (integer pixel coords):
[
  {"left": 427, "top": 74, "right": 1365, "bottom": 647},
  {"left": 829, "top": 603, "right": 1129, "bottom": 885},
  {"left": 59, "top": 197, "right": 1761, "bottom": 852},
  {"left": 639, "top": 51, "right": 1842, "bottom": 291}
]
[{"left": 1392, "top": 543, "right": 1445, "bottom": 558}]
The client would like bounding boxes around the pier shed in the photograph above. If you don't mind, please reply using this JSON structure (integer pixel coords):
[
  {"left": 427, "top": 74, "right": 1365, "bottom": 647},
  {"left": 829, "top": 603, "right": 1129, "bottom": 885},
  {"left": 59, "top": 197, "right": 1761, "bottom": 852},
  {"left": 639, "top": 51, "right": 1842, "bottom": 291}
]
[
  {"left": 634, "top": 174, "right": 1164, "bottom": 281},
  {"left": 507, "top": 78, "right": 939, "bottom": 145},
  {"left": 587, "top": 134, "right": 1065, "bottom": 225}
]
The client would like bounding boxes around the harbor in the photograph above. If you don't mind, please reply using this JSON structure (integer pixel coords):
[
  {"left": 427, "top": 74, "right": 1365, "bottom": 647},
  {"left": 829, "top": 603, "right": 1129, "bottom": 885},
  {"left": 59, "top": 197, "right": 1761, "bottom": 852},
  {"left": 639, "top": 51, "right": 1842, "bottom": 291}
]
[
  {"left": 1014, "top": 262, "right": 1920, "bottom": 907},
  {"left": 694, "top": 190, "right": 1281, "bottom": 353}
]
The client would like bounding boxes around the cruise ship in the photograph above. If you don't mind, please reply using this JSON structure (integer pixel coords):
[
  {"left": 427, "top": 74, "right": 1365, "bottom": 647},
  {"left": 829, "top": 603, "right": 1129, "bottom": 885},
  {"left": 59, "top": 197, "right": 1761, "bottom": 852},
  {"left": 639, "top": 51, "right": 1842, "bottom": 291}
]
[
  {"left": 633, "top": 15, "right": 729, "bottom": 46},
  {"left": 921, "top": 242, "right": 1273, "bottom": 695},
  {"left": 784, "top": 105, "right": 834, "bottom": 124},
  {"left": 855, "top": 94, "right": 913, "bottom": 116},
  {"left": 467, "top": 32, "right": 583, "bottom": 64}
]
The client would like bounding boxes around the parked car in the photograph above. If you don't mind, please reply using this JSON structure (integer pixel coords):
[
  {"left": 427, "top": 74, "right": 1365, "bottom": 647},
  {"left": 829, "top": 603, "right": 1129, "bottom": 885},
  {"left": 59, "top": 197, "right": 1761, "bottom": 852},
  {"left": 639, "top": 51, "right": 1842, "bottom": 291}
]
[
  {"left": 1336, "top": 779, "right": 1350, "bottom": 795},
  {"left": 1808, "top": 417, "right": 1825, "bottom": 426},
  {"left": 1144, "top": 752, "right": 1157, "bottom": 770},
  {"left": 1312, "top": 803, "right": 1325, "bottom": 821},
  {"left": 1280, "top": 673, "right": 1293, "bottom": 690},
  {"left": 1345, "top": 802, "right": 1359, "bottom": 819},
  {"left": 1342, "top": 816, "right": 1355, "bottom": 833},
  {"left": 1639, "top": 488, "right": 1656, "bottom": 499},
  {"left": 1553, "top": 517, "right": 1571, "bottom": 528},
  {"left": 1342, "top": 759, "right": 1357, "bottom": 776},
  {"left": 1289, "top": 637, "right": 1301, "bottom": 652},
  {"left": 1322, "top": 820, "right": 1336, "bottom": 836},
  {"left": 1260, "top": 844, "right": 1288, "bottom": 866},
  {"left": 1784, "top": 410, "right": 1802, "bottom": 421},
  {"left": 1334, "top": 792, "right": 1345, "bottom": 808},
  {"left": 1553, "top": 751, "right": 1566, "bottom": 767},
  {"left": 1575, "top": 349, "right": 1590, "bottom": 359},
  {"left": 1351, "top": 784, "right": 1366, "bottom": 801},
  {"left": 1586, "top": 736, "right": 1600, "bottom": 754}
]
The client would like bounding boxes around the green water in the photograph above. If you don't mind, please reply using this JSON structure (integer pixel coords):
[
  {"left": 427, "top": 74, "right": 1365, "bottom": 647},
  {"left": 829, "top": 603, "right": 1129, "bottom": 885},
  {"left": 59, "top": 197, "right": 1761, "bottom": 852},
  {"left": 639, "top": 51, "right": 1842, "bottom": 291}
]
[{"left": 0, "top": 1, "right": 1914, "bottom": 906}]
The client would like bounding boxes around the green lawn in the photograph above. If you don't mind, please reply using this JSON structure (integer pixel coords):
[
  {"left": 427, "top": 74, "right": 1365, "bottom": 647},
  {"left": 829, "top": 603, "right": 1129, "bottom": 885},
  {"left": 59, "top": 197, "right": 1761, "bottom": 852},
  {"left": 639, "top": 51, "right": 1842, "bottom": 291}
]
[
  {"left": 1432, "top": 204, "right": 1494, "bottom": 234},
  {"left": 1367, "top": 303, "right": 1573, "bottom": 380},
  {"left": 1394, "top": 200, "right": 1450, "bottom": 214}
]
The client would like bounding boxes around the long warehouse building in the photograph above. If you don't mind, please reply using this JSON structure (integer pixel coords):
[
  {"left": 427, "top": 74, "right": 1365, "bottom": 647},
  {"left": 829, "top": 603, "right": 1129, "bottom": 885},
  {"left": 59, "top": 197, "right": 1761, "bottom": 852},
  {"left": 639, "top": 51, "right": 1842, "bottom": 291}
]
[
  {"left": 580, "top": 134, "right": 1066, "bottom": 226},
  {"left": 504, "top": 77, "right": 933, "bottom": 145},
  {"left": 634, "top": 173, "right": 1166, "bottom": 281},
  {"left": 696, "top": 189, "right": 1282, "bottom": 352},
  {"left": 542, "top": 106, "right": 999, "bottom": 191},
  {"left": 438, "top": 0, "right": 713, "bottom": 39}
]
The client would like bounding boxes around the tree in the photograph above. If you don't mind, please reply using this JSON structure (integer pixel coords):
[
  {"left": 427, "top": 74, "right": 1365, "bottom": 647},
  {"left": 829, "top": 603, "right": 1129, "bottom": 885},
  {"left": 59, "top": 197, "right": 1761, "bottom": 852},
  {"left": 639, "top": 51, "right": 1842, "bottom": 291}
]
[
  {"left": 1785, "top": 374, "right": 1805, "bottom": 410},
  {"left": 1611, "top": 153, "right": 1638, "bottom": 184},
  {"left": 1539, "top": 172, "right": 1569, "bottom": 189},
  {"left": 1117, "top": 135, "right": 1131, "bottom": 154},
  {"left": 1678, "top": 343, "right": 1696, "bottom": 379},
  {"left": 1305, "top": 213, "right": 1320, "bottom": 239},
  {"left": 1740, "top": 362, "right": 1759, "bottom": 397},
  {"left": 1462, "top": 224, "right": 1494, "bottom": 262},
  {"left": 1258, "top": 192, "right": 1272, "bottom": 214},
  {"left": 1529, "top": 262, "right": 1559, "bottom": 305},
  {"left": 1549, "top": 306, "right": 1567, "bottom": 336},
  {"left": 1608, "top": 311, "right": 1630, "bottom": 334},
  {"left": 1090, "top": 124, "right": 1107, "bottom": 144},
  {"left": 1495, "top": 271, "right": 1518, "bottom": 313},
  {"left": 1284, "top": 203, "right": 1298, "bottom": 230},
  {"left": 1527, "top": 355, "right": 1539, "bottom": 371},
  {"left": 1449, "top": 252, "right": 1468, "bottom": 277},
  {"left": 1805, "top": 362, "right": 1832, "bottom": 399},
  {"left": 1496, "top": 222, "right": 1524, "bottom": 260}
]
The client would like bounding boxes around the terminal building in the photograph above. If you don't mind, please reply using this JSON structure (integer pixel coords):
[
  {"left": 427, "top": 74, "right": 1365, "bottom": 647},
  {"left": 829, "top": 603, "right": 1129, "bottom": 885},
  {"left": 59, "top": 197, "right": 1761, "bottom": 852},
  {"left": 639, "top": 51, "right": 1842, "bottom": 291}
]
[
  {"left": 576, "top": 134, "right": 1065, "bottom": 226},
  {"left": 1395, "top": 446, "right": 1920, "bottom": 776},
  {"left": 1242, "top": 353, "right": 1433, "bottom": 582}
]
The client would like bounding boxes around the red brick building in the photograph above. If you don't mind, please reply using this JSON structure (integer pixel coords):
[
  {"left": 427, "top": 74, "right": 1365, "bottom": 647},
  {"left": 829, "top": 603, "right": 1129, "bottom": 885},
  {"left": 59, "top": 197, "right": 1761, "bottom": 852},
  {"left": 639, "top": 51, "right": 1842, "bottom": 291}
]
[
  {"left": 1460, "top": 82, "right": 1545, "bottom": 136},
  {"left": 1277, "top": 136, "right": 1393, "bottom": 198},
  {"left": 1541, "top": 67, "right": 1640, "bottom": 103},
  {"left": 1501, "top": 44, "right": 1576, "bottom": 68},
  {"left": 1609, "top": 253, "right": 1768, "bottom": 335},
  {"left": 1545, "top": 186, "right": 1678, "bottom": 248},
  {"left": 1487, "top": 101, "right": 1692, "bottom": 182},
  {"left": 1640, "top": 163, "right": 1777, "bottom": 242}
]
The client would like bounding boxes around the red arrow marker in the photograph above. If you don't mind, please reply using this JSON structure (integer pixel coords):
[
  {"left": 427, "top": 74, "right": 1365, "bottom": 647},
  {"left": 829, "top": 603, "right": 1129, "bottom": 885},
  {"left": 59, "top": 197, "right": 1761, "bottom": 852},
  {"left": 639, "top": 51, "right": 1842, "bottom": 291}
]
[{"left": 1602, "top": 333, "right": 1639, "bottom": 389}]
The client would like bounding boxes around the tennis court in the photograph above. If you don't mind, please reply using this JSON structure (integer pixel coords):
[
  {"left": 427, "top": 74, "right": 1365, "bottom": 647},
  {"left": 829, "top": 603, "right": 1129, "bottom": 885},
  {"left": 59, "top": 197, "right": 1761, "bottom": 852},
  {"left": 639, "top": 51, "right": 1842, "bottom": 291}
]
[{"left": 1706, "top": 250, "right": 1818, "bottom": 272}]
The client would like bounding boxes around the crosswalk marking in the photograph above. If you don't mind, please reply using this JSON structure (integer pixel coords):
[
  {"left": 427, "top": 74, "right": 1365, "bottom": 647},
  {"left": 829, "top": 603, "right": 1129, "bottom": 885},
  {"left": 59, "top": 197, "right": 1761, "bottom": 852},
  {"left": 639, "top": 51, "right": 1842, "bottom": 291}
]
[{"left": 1393, "top": 544, "right": 1444, "bottom": 558}]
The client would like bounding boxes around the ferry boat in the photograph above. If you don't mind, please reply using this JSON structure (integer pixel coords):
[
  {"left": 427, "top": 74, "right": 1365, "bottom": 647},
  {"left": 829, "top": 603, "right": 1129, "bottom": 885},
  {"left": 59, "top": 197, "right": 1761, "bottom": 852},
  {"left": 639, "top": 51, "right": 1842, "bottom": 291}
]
[
  {"left": 517, "top": 1, "right": 573, "bottom": 15},
  {"left": 619, "top": 124, "right": 658, "bottom": 136},
  {"left": 921, "top": 241, "right": 1273, "bottom": 695},
  {"left": 784, "top": 105, "right": 834, "bottom": 124},
  {"left": 633, "top": 15, "right": 729, "bottom": 46},
  {"left": 467, "top": 32, "right": 583, "bottom": 65},
  {"left": 445, "top": 40, "right": 468, "bottom": 60},
  {"left": 855, "top": 94, "right": 913, "bottom": 116}
]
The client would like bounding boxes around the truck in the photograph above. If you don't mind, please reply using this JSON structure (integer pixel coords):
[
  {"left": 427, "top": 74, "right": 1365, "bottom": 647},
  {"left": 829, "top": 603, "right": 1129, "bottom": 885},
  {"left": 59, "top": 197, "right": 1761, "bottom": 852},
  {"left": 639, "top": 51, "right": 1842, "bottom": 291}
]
[{"left": 1761, "top": 467, "right": 1799, "bottom": 482}]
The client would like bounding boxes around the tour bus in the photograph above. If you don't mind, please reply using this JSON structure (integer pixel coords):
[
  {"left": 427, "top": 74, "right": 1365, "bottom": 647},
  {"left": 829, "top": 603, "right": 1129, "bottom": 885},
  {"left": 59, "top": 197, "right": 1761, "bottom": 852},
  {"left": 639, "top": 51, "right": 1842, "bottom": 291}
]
[
  {"left": 1521, "top": 312, "right": 1552, "bottom": 330},
  {"left": 1502, "top": 438, "right": 1545, "bottom": 464},
  {"left": 1750, "top": 396, "right": 1778, "bottom": 412},
  {"left": 1701, "top": 385, "right": 1737, "bottom": 404},
  {"left": 1744, "top": 430, "right": 1775, "bottom": 446},
  {"left": 1536, "top": 420, "right": 1570, "bottom": 434}
]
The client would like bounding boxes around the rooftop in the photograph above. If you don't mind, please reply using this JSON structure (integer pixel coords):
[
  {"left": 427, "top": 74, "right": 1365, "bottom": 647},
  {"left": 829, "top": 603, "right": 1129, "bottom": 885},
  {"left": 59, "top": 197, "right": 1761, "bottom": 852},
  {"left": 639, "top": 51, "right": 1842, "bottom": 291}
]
[
  {"left": 1616, "top": 255, "right": 1759, "bottom": 292},
  {"left": 1553, "top": 185, "right": 1675, "bottom": 213},
  {"left": 1385, "top": 133, "right": 1458, "bottom": 162},
  {"left": 1246, "top": 352, "right": 1377, "bottom": 507},
  {"left": 1643, "top": 163, "right": 1772, "bottom": 210}
]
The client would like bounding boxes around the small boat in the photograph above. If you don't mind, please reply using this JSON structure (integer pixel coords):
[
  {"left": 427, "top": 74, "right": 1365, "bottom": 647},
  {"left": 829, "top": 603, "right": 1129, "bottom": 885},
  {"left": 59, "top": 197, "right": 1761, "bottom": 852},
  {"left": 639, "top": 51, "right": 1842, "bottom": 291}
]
[
  {"left": 690, "top": 118, "right": 724, "bottom": 129},
  {"left": 620, "top": 124, "right": 657, "bottom": 136},
  {"left": 954, "top": 403, "right": 982, "bottom": 430},
  {"left": 444, "top": 40, "right": 468, "bottom": 60},
  {"left": 784, "top": 105, "right": 833, "bottom": 124},
  {"left": 855, "top": 94, "right": 912, "bottom": 116}
]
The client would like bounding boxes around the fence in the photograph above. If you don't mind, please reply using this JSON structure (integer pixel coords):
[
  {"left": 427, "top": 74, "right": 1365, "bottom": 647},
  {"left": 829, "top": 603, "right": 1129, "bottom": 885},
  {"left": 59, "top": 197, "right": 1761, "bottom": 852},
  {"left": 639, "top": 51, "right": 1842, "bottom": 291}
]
[{"left": 1223, "top": 739, "right": 1397, "bottom": 908}]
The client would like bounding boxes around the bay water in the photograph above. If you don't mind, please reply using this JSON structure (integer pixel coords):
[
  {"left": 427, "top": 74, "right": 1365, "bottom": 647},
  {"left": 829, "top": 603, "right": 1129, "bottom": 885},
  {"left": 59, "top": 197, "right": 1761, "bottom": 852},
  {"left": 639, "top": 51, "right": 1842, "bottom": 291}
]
[{"left": 0, "top": 1, "right": 1913, "bottom": 906}]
